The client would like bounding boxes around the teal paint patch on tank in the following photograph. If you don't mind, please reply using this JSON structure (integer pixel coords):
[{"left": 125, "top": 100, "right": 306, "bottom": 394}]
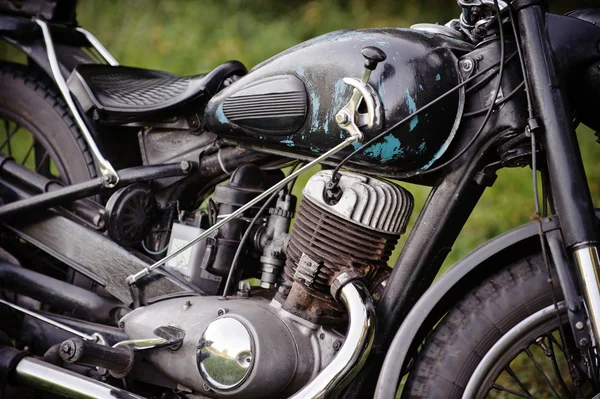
[
  {"left": 363, "top": 134, "right": 403, "bottom": 162},
  {"left": 405, "top": 88, "right": 418, "bottom": 131},
  {"left": 310, "top": 145, "right": 320, "bottom": 153},
  {"left": 281, "top": 139, "right": 295, "bottom": 147},
  {"left": 215, "top": 103, "right": 228, "bottom": 123},
  {"left": 435, "top": 74, "right": 441, "bottom": 81},
  {"left": 417, "top": 141, "right": 427, "bottom": 154},
  {"left": 377, "top": 75, "right": 386, "bottom": 96},
  {"left": 310, "top": 91, "right": 321, "bottom": 132},
  {"left": 352, "top": 142, "right": 362, "bottom": 150}
]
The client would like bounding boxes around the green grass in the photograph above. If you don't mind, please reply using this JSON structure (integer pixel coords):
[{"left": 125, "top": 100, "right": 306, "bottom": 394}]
[{"left": 3, "top": 1, "right": 600, "bottom": 394}]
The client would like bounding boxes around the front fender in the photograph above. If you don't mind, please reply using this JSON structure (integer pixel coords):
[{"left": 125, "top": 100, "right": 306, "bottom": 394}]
[{"left": 374, "top": 210, "right": 600, "bottom": 398}]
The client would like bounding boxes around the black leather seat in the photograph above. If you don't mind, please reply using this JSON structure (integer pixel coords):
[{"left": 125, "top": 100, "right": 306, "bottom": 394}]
[{"left": 67, "top": 61, "right": 247, "bottom": 120}]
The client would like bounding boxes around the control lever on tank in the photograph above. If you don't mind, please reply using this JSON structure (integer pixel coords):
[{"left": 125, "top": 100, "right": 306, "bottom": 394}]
[
  {"left": 335, "top": 46, "right": 386, "bottom": 140},
  {"left": 328, "top": 46, "right": 386, "bottom": 203}
]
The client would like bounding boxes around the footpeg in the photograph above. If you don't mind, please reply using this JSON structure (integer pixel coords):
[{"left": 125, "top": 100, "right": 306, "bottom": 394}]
[{"left": 60, "top": 338, "right": 134, "bottom": 378}]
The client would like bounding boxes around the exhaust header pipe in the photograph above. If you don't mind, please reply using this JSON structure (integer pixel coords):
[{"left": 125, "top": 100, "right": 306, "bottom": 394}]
[{"left": 290, "top": 272, "right": 376, "bottom": 398}]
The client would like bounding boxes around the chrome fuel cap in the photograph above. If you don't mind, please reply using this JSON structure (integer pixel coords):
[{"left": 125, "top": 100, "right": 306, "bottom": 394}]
[{"left": 197, "top": 317, "right": 255, "bottom": 390}]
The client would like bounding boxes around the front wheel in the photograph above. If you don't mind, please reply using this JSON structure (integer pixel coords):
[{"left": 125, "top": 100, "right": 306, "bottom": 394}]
[{"left": 403, "top": 254, "right": 596, "bottom": 399}]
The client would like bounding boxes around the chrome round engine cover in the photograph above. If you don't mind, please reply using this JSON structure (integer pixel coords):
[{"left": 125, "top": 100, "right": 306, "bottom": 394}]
[{"left": 197, "top": 317, "right": 255, "bottom": 390}]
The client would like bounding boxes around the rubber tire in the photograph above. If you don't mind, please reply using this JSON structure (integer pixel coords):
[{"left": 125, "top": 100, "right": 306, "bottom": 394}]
[
  {"left": 0, "top": 62, "right": 97, "bottom": 184},
  {"left": 403, "top": 254, "right": 562, "bottom": 398}
]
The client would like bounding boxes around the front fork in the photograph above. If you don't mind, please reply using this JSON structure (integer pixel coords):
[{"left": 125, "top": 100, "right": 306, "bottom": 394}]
[{"left": 517, "top": 3, "right": 600, "bottom": 348}]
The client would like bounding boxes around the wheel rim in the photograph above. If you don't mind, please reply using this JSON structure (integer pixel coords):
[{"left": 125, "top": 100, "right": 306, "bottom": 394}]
[
  {"left": 463, "top": 302, "right": 596, "bottom": 399},
  {"left": 0, "top": 111, "right": 70, "bottom": 183}
]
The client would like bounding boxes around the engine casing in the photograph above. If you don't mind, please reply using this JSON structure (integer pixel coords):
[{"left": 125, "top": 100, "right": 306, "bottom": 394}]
[{"left": 120, "top": 295, "right": 341, "bottom": 398}]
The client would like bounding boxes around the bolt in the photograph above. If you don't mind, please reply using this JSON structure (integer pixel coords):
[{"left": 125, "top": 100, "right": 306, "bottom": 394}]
[
  {"left": 335, "top": 112, "right": 350, "bottom": 125},
  {"left": 319, "top": 333, "right": 325, "bottom": 340},
  {"left": 579, "top": 337, "right": 590, "bottom": 347},
  {"left": 101, "top": 174, "right": 116, "bottom": 186},
  {"left": 61, "top": 342, "right": 73, "bottom": 355},
  {"left": 238, "top": 280, "right": 251, "bottom": 294},
  {"left": 332, "top": 340, "right": 342, "bottom": 351},
  {"left": 180, "top": 160, "right": 192, "bottom": 173},
  {"left": 183, "top": 300, "right": 192, "bottom": 311},
  {"left": 460, "top": 59, "right": 474, "bottom": 72},
  {"left": 118, "top": 321, "right": 125, "bottom": 329},
  {"left": 217, "top": 308, "right": 227, "bottom": 317},
  {"left": 576, "top": 321, "right": 585, "bottom": 330}
]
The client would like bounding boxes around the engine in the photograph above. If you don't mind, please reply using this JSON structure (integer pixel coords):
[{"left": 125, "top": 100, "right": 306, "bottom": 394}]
[{"left": 120, "top": 170, "right": 413, "bottom": 398}]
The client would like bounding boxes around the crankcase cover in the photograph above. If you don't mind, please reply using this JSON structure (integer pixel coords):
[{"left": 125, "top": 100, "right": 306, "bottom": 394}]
[
  {"left": 120, "top": 296, "right": 338, "bottom": 398},
  {"left": 205, "top": 28, "right": 470, "bottom": 176}
]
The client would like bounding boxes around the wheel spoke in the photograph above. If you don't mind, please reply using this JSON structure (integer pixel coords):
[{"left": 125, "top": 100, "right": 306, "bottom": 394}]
[
  {"left": 547, "top": 333, "right": 566, "bottom": 354},
  {"left": 491, "top": 383, "right": 535, "bottom": 399},
  {"left": 35, "top": 149, "right": 50, "bottom": 174},
  {"left": 0, "top": 120, "right": 20, "bottom": 156},
  {"left": 21, "top": 142, "right": 35, "bottom": 166},
  {"left": 504, "top": 366, "right": 535, "bottom": 398},
  {"left": 546, "top": 334, "right": 576, "bottom": 399},
  {"left": 524, "top": 347, "right": 562, "bottom": 398}
]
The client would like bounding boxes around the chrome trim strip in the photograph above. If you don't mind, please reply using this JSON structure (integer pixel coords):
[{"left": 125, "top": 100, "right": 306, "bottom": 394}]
[
  {"left": 0, "top": 299, "right": 99, "bottom": 342},
  {"left": 574, "top": 246, "right": 600, "bottom": 343},
  {"left": 35, "top": 19, "right": 119, "bottom": 186},
  {"left": 15, "top": 357, "right": 146, "bottom": 399},
  {"left": 75, "top": 27, "right": 119, "bottom": 66}
]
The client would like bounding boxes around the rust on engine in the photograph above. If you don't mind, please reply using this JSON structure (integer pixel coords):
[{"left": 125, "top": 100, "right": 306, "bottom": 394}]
[{"left": 278, "top": 197, "right": 398, "bottom": 324}]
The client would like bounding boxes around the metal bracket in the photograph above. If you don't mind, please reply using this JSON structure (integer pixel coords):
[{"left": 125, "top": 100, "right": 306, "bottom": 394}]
[
  {"left": 35, "top": 19, "right": 119, "bottom": 187},
  {"left": 113, "top": 326, "right": 185, "bottom": 351},
  {"left": 335, "top": 77, "right": 383, "bottom": 142}
]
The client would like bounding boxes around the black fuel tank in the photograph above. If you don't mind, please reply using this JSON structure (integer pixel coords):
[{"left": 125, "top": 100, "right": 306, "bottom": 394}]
[{"left": 205, "top": 28, "right": 470, "bottom": 175}]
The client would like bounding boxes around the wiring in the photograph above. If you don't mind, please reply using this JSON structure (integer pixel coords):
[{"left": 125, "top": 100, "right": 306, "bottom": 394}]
[
  {"left": 331, "top": 49, "right": 517, "bottom": 181},
  {"left": 463, "top": 81, "right": 524, "bottom": 118}
]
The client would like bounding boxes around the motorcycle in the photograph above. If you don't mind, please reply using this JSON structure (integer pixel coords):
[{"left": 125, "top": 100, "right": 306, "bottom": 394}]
[{"left": 0, "top": 0, "right": 599, "bottom": 397}]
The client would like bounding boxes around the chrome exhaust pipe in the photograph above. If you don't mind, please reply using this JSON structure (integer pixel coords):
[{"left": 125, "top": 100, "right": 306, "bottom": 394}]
[
  {"left": 14, "top": 356, "right": 146, "bottom": 399},
  {"left": 290, "top": 273, "right": 376, "bottom": 399}
]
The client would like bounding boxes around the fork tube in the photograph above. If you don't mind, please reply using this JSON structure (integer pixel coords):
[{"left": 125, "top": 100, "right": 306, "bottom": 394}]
[{"left": 517, "top": 4, "right": 600, "bottom": 339}]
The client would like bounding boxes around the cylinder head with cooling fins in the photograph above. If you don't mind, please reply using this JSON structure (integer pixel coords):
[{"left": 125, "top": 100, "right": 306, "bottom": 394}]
[{"left": 279, "top": 170, "right": 414, "bottom": 324}]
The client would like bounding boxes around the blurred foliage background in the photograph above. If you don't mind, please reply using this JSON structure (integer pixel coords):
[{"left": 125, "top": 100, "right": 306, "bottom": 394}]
[{"left": 3, "top": 0, "right": 600, "bottom": 273}]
